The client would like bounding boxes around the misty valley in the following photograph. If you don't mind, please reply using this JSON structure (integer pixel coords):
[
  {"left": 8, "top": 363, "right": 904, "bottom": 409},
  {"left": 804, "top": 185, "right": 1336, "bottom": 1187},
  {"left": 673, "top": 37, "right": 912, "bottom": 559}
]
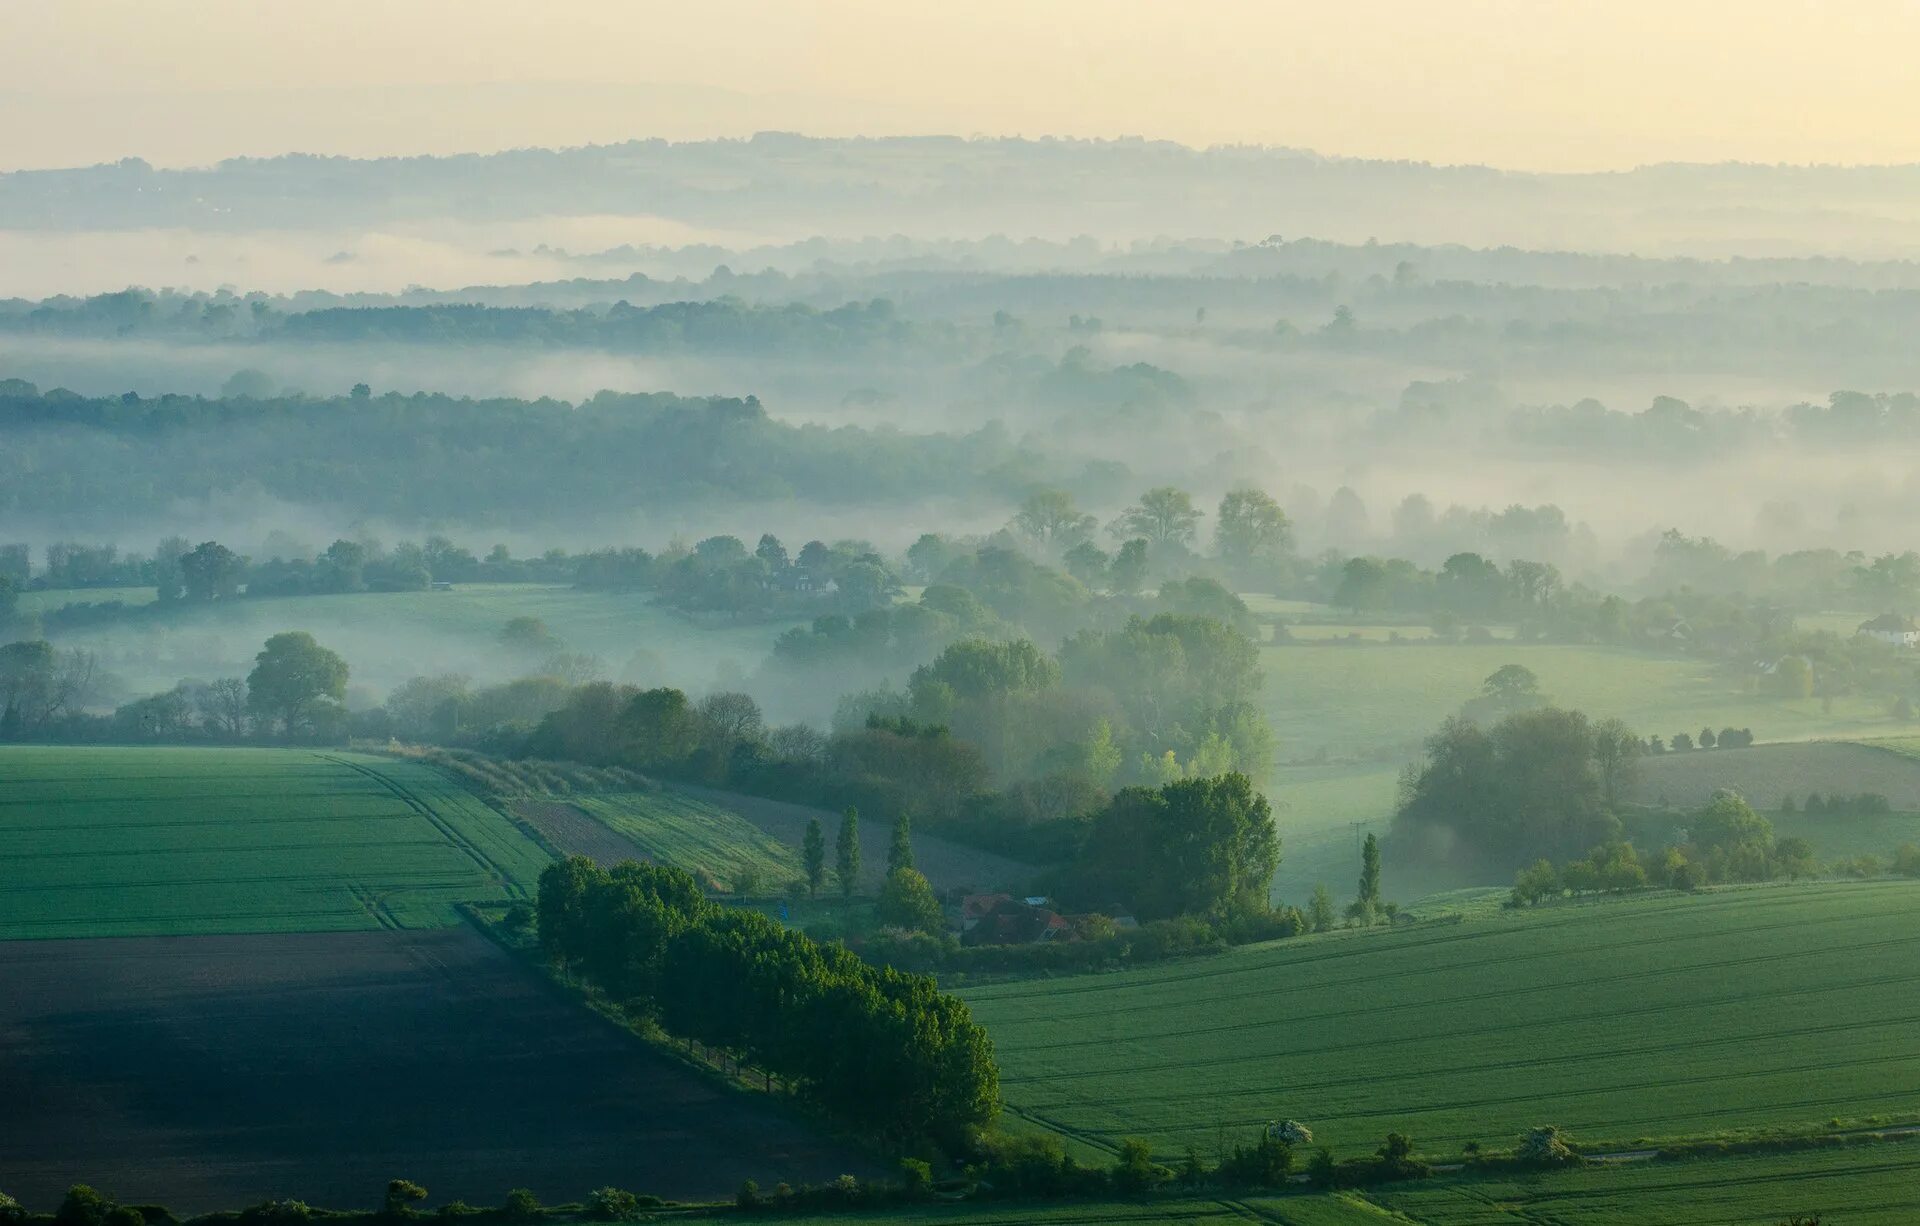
[{"left": 5, "top": 59, "right": 1920, "bottom": 1226}]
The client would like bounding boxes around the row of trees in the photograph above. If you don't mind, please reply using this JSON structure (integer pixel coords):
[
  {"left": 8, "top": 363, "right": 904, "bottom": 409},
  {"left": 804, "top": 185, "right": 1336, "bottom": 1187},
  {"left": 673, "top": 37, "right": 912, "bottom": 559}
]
[
  {"left": 535, "top": 858, "right": 999, "bottom": 1146},
  {"left": 5, "top": 631, "right": 348, "bottom": 743},
  {"left": 1510, "top": 792, "right": 1815, "bottom": 902}
]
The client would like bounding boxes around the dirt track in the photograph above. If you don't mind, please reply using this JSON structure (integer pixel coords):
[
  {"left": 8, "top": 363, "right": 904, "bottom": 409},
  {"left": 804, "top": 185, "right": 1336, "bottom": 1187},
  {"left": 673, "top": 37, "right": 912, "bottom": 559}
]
[{"left": 0, "top": 927, "right": 873, "bottom": 1212}]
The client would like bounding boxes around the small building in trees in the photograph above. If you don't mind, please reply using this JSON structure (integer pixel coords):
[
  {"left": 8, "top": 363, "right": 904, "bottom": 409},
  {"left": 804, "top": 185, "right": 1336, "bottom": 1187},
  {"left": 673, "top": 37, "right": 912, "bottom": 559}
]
[{"left": 1857, "top": 613, "right": 1920, "bottom": 648}]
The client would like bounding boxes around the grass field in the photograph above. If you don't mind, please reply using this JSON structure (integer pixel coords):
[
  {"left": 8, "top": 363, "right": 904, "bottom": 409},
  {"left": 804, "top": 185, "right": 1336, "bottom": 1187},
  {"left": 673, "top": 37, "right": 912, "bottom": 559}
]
[
  {"left": 963, "top": 881, "right": 1920, "bottom": 1162},
  {"left": 14, "top": 585, "right": 157, "bottom": 614},
  {"left": 48, "top": 582, "right": 796, "bottom": 701},
  {"left": 0, "top": 745, "right": 553, "bottom": 938},
  {"left": 754, "top": 1140, "right": 1920, "bottom": 1224},
  {"left": 1628, "top": 740, "right": 1920, "bottom": 863},
  {"left": 570, "top": 791, "right": 802, "bottom": 890},
  {"left": 1360, "top": 1141, "right": 1920, "bottom": 1224},
  {"left": 1260, "top": 643, "right": 1920, "bottom": 762}
]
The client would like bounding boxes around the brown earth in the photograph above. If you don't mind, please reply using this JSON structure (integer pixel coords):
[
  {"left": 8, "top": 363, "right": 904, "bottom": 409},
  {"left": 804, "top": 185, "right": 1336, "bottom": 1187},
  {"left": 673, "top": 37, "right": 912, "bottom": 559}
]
[
  {"left": 511, "top": 798, "right": 651, "bottom": 866},
  {"left": 0, "top": 927, "right": 874, "bottom": 1213},
  {"left": 672, "top": 784, "right": 1037, "bottom": 894}
]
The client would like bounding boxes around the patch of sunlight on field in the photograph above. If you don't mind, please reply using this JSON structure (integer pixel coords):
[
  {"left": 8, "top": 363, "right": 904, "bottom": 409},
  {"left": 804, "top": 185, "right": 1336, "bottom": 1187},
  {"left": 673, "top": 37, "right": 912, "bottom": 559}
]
[{"left": 0, "top": 745, "right": 551, "bottom": 937}]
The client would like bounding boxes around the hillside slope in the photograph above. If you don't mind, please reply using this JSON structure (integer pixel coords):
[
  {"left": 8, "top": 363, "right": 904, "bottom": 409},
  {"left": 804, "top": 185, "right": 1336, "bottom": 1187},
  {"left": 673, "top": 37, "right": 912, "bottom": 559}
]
[{"left": 964, "top": 881, "right": 1920, "bottom": 1159}]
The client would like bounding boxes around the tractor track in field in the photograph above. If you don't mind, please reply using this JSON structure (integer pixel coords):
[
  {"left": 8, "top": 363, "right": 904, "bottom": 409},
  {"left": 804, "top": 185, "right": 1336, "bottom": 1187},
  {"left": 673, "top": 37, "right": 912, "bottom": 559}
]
[
  {"left": 318, "top": 753, "right": 529, "bottom": 898},
  {"left": 1000, "top": 982, "right": 1920, "bottom": 1090},
  {"left": 973, "top": 889, "right": 1915, "bottom": 1025},
  {"left": 995, "top": 960, "right": 1920, "bottom": 1067}
]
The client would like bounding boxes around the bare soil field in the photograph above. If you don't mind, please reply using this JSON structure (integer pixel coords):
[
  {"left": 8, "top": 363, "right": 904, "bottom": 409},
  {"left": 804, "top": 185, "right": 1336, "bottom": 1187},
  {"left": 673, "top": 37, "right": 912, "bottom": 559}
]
[
  {"left": 673, "top": 784, "right": 1037, "bottom": 893},
  {"left": 510, "top": 799, "right": 651, "bottom": 866},
  {"left": 0, "top": 927, "right": 873, "bottom": 1213}
]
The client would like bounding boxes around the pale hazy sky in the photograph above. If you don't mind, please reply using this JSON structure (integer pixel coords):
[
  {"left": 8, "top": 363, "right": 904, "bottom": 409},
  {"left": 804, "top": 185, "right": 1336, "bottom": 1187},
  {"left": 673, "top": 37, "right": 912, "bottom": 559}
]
[{"left": 5, "top": 0, "right": 1920, "bottom": 173}]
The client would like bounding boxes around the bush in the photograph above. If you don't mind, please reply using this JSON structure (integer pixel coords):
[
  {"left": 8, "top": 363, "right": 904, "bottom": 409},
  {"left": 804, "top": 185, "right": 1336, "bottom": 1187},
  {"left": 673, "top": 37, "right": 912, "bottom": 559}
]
[
  {"left": 585, "top": 1189, "right": 640, "bottom": 1222},
  {"left": 876, "top": 867, "right": 945, "bottom": 934},
  {"left": 1893, "top": 843, "right": 1920, "bottom": 878},
  {"left": 384, "top": 1181, "right": 428, "bottom": 1217},
  {"left": 57, "top": 1187, "right": 114, "bottom": 1226},
  {"left": 500, "top": 1190, "right": 539, "bottom": 1222},
  {"left": 970, "top": 1133, "right": 1106, "bottom": 1199},
  {"left": 238, "top": 1202, "right": 312, "bottom": 1226},
  {"left": 897, "top": 1159, "right": 933, "bottom": 1199},
  {"left": 1516, "top": 1125, "right": 1582, "bottom": 1167},
  {"left": 735, "top": 1181, "right": 760, "bottom": 1210},
  {"left": 1110, "top": 1139, "right": 1170, "bottom": 1194},
  {"left": 0, "top": 1194, "right": 23, "bottom": 1226},
  {"left": 1307, "top": 1147, "right": 1336, "bottom": 1187},
  {"left": 1216, "top": 1136, "right": 1294, "bottom": 1188}
]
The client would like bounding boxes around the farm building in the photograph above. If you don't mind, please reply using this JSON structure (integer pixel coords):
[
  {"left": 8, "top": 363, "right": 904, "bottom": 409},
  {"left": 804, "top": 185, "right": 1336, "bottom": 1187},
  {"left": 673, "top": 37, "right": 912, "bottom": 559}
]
[{"left": 1856, "top": 613, "right": 1920, "bottom": 647}]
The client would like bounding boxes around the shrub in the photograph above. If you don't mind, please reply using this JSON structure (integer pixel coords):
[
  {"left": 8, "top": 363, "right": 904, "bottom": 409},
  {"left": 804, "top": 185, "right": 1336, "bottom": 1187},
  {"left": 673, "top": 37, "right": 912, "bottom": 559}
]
[
  {"left": 585, "top": 1189, "right": 639, "bottom": 1222},
  {"left": 735, "top": 1181, "right": 760, "bottom": 1210},
  {"left": 0, "top": 1194, "right": 23, "bottom": 1226},
  {"left": 1273, "top": 1119, "right": 1314, "bottom": 1146},
  {"left": 1893, "top": 843, "right": 1920, "bottom": 878},
  {"left": 1516, "top": 1125, "right": 1582, "bottom": 1167},
  {"left": 897, "top": 1160, "right": 932, "bottom": 1199},
  {"left": 970, "top": 1132, "right": 1106, "bottom": 1198},
  {"left": 500, "top": 1190, "right": 539, "bottom": 1223},
  {"left": 104, "top": 1210, "right": 143, "bottom": 1226},
  {"left": 239, "top": 1202, "right": 312, "bottom": 1226},
  {"left": 1110, "top": 1138, "right": 1170, "bottom": 1194},
  {"left": 384, "top": 1181, "right": 428, "bottom": 1217},
  {"left": 57, "top": 1187, "right": 114, "bottom": 1226},
  {"left": 1216, "top": 1136, "right": 1294, "bottom": 1187},
  {"left": 1308, "top": 1147, "right": 1336, "bottom": 1187}
]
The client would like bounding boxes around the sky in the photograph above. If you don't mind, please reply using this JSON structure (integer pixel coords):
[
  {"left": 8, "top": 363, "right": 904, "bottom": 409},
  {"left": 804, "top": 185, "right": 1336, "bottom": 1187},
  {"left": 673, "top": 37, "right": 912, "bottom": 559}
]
[{"left": 4, "top": 0, "right": 1920, "bottom": 173}]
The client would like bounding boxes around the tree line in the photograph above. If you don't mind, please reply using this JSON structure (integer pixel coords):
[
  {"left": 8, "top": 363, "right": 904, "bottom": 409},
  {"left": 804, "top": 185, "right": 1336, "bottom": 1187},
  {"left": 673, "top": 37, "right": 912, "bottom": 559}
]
[{"left": 535, "top": 857, "right": 999, "bottom": 1147}]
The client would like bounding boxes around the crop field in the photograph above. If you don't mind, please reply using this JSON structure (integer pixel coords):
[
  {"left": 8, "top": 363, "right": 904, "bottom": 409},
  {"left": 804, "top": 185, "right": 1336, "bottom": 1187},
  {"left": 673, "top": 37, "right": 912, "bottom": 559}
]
[
  {"left": 1359, "top": 1141, "right": 1920, "bottom": 1224},
  {"left": 1260, "top": 642, "right": 1920, "bottom": 761},
  {"left": 47, "top": 582, "right": 797, "bottom": 698},
  {"left": 566, "top": 791, "right": 802, "bottom": 890},
  {"left": 1631, "top": 740, "right": 1920, "bottom": 812},
  {"left": 963, "top": 881, "right": 1920, "bottom": 1162},
  {"left": 0, "top": 746, "right": 552, "bottom": 938},
  {"left": 757, "top": 1140, "right": 1920, "bottom": 1224},
  {"left": 0, "top": 927, "right": 873, "bottom": 1212}
]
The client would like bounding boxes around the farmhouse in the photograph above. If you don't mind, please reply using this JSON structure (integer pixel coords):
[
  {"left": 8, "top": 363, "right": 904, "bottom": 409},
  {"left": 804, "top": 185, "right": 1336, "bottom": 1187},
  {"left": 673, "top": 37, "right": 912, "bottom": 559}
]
[{"left": 1856, "top": 613, "right": 1920, "bottom": 647}]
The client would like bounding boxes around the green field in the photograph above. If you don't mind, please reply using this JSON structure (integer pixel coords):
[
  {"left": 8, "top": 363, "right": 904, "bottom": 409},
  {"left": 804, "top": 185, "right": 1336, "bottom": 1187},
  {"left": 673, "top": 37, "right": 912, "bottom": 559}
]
[
  {"left": 14, "top": 586, "right": 157, "bottom": 614},
  {"left": 1261, "top": 643, "right": 1920, "bottom": 762},
  {"left": 1358, "top": 1141, "right": 1920, "bottom": 1224},
  {"left": 0, "top": 745, "right": 553, "bottom": 938},
  {"left": 756, "top": 1140, "right": 1920, "bottom": 1223},
  {"left": 964, "top": 881, "right": 1920, "bottom": 1161},
  {"left": 573, "top": 791, "right": 802, "bottom": 888},
  {"left": 48, "top": 582, "right": 797, "bottom": 699}
]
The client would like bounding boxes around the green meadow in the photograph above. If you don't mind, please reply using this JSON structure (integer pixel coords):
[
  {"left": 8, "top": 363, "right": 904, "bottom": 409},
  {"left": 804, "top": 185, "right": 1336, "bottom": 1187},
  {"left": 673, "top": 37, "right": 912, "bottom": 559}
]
[
  {"left": 964, "top": 881, "right": 1920, "bottom": 1161},
  {"left": 0, "top": 745, "right": 552, "bottom": 938}
]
